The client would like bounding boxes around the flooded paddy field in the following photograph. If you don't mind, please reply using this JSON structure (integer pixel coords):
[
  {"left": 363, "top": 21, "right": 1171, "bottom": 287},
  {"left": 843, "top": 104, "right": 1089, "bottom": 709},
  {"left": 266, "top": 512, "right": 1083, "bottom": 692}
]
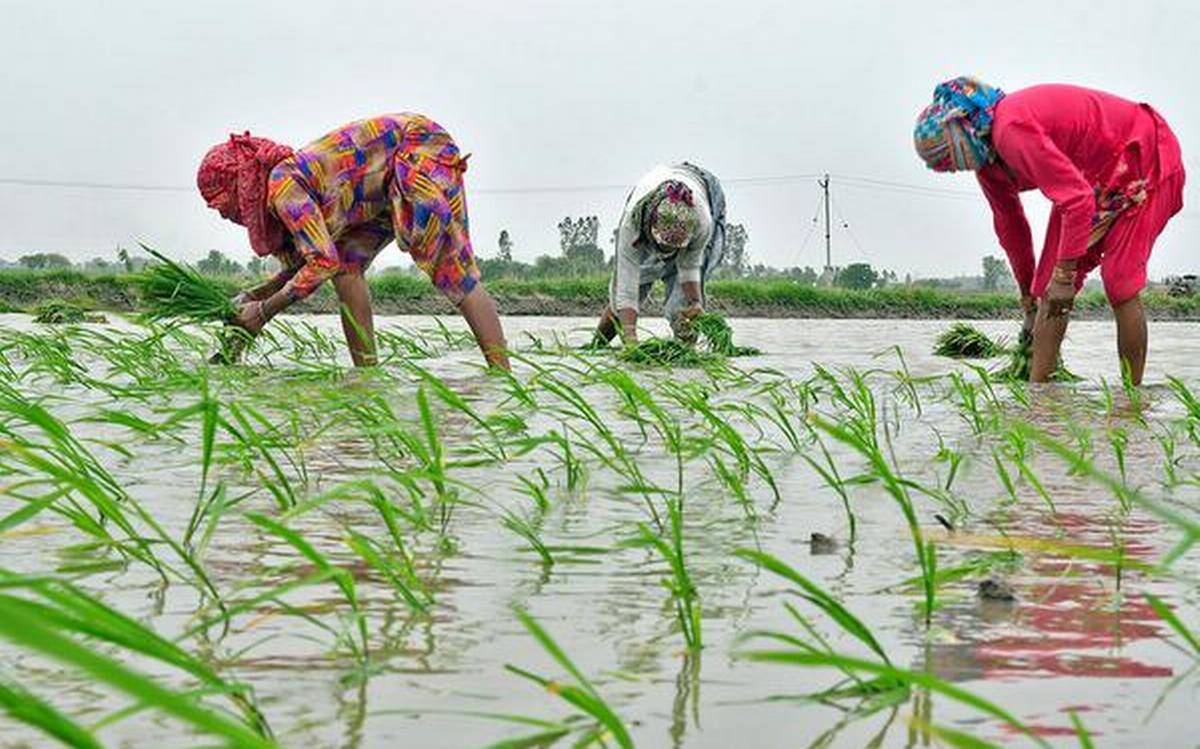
[{"left": 0, "top": 314, "right": 1196, "bottom": 748}]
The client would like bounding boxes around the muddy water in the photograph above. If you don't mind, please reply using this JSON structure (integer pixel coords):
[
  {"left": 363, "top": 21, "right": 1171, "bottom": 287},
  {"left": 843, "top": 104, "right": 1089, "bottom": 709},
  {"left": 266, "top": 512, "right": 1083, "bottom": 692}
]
[{"left": 0, "top": 314, "right": 1197, "bottom": 749}]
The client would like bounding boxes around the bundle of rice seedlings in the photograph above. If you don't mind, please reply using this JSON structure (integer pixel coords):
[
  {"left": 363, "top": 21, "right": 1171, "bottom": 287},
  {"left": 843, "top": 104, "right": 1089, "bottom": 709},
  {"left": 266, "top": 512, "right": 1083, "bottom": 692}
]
[
  {"left": 933, "top": 322, "right": 1004, "bottom": 359},
  {"left": 992, "top": 330, "right": 1082, "bottom": 383},
  {"left": 618, "top": 338, "right": 716, "bottom": 368},
  {"left": 31, "top": 300, "right": 106, "bottom": 324},
  {"left": 692, "top": 312, "right": 762, "bottom": 356},
  {"left": 136, "top": 247, "right": 238, "bottom": 324}
]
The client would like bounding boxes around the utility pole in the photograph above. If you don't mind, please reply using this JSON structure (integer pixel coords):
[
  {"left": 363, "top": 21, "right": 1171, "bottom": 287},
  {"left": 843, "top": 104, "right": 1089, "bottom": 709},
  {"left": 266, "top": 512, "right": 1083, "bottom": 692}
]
[{"left": 820, "top": 172, "right": 830, "bottom": 272}]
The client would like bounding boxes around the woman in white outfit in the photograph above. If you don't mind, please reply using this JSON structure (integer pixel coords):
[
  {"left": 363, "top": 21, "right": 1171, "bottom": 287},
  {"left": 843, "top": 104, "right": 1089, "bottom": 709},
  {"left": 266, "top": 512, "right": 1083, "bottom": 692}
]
[{"left": 592, "top": 162, "right": 727, "bottom": 345}]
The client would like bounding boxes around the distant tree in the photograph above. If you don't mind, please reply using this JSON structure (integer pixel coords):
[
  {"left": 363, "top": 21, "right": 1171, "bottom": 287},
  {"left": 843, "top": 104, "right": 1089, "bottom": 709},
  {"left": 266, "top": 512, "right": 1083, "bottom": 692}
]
[
  {"left": 835, "top": 262, "right": 879, "bottom": 290},
  {"left": 117, "top": 246, "right": 134, "bottom": 273},
  {"left": 195, "top": 250, "right": 243, "bottom": 276},
  {"left": 83, "top": 257, "right": 113, "bottom": 273},
  {"left": 247, "top": 257, "right": 265, "bottom": 277},
  {"left": 18, "top": 252, "right": 72, "bottom": 270},
  {"left": 558, "top": 216, "right": 600, "bottom": 255},
  {"left": 497, "top": 230, "right": 514, "bottom": 262},
  {"left": 981, "top": 255, "right": 1014, "bottom": 291},
  {"left": 556, "top": 215, "right": 605, "bottom": 275},
  {"left": 720, "top": 223, "right": 749, "bottom": 278}
]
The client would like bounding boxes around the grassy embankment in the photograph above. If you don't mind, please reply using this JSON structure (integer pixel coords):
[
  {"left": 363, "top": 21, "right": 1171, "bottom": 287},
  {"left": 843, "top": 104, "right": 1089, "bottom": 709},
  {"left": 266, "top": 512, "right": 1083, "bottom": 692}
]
[{"left": 3, "top": 268, "right": 1200, "bottom": 320}]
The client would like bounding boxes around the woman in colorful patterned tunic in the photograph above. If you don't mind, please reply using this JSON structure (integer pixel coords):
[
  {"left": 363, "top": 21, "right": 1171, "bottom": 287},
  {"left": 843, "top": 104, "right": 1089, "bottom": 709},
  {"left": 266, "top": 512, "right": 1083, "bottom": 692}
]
[
  {"left": 592, "top": 162, "right": 727, "bottom": 346},
  {"left": 914, "top": 78, "right": 1185, "bottom": 385},
  {"left": 197, "top": 113, "right": 509, "bottom": 369}
]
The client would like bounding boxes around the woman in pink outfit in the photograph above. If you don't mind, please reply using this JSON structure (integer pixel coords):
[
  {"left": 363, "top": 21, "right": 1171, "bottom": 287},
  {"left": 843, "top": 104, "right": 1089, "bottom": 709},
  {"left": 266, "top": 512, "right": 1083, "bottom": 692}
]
[{"left": 915, "top": 78, "right": 1185, "bottom": 384}]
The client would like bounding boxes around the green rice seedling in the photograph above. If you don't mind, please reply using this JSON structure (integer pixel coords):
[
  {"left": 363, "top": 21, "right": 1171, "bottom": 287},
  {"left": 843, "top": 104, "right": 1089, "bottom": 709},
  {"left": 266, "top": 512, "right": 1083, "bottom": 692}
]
[
  {"left": 0, "top": 568, "right": 271, "bottom": 738},
  {"left": 877, "top": 345, "right": 926, "bottom": 417},
  {"left": 812, "top": 414, "right": 936, "bottom": 627},
  {"left": 402, "top": 360, "right": 508, "bottom": 462},
  {"left": 735, "top": 550, "right": 895, "bottom": 679},
  {"left": 709, "top": 452, "right": 755, "bottom": 520},
  {"left": 0, "top": 581, "right": 275, "bottom": 747},
  {"left": 999, "top": 427, "right": 1057, "bottom": 513},
  {"left": 949, "top": 373, "right": 986, "bottom": 435},
  {"left": 136, "top": 246, "right": 238, "bottom": 324},
  {"left": 344, "top": 529, "right": 431, "bottom": 614},
  {"left": 1108, "top": 426, "right": 1129, "bottom": 490},
  {"left": 245, "top": 512, "right": 370, "bottom": 665},
  {"left": 1144, "top": 593, "right": 1200, "bottom": 658},
  {"left": 734, "top": 550, "right": 1048, "bottom": 748},
  {"left": 932, "top": 430, "right": 964, "bottom": 492},
  {"left": 221, "top": 402, "right": 304, "bottom": 511},
  {"left": 1016, "top": 422, "right": 1199, "bottom": 565},
  {"left": 628, "top": 496, "right": 701, "bottom": 649},
  {"left": 501, "top": 508, "right": 555, "bottom": 567},
  {"left": 1166, "top": 375, "right": 1200, "bottom": 422},
  {"left": 1, "top": 329, "right": 92, "bottom": 387},
  {"left": 1069, "top": 710, "right": 1096, "bottom": 749},
  {"left": 933, "top": 323, "right": 1004, "bottom": 359},
  {"left": 800, "top": 434, "right": 859, "bottom": 545},
  {"left": 504, "top": 606, "right": 634, "bottom": 749},
  {"left": 1153, "top": 425, "right": 1183, "bottom": 487},
  {"left": 0, "top": 676, "right": 104, "bottom": 749},
  {"left": 515, "top": 469, "right": 552, "bottom": 513},
  {"left": 813, "top": 365, "right": 880, "bottom": 451},
  {"left": 661, "top": 380, "right": 781, "bottom": 506},
  {"left": 375, "top": 327, "right": 438, "bottom": 362},
  {"left": 542, "top": 429, "right": 588, "bottom": 494}
]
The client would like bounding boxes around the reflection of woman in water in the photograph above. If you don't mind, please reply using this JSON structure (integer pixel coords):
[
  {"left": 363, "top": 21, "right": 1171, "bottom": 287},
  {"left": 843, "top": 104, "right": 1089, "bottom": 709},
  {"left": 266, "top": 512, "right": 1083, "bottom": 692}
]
[
  {"left": 927, "top": 510, "right": 1171, "bottom": 701},
  {"left": 915, "top": 78, "right": 1185, "bottom": 384},
  {"left": 197, "top": 113, "right": 509, "bottom": 369}
]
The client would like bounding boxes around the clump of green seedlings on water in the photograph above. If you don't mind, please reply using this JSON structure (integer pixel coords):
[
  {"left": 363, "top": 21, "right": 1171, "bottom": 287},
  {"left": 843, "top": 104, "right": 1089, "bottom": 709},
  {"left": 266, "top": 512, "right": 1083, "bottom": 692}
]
[
  {"left": 618, "top": 312, "right": 759, "bottom": 367},
  {"left": 934, "top": 321, "right": 1082, "bottom": 382},
  {"left": 30, "top": 300, "right": 107, "bottom": 325}
]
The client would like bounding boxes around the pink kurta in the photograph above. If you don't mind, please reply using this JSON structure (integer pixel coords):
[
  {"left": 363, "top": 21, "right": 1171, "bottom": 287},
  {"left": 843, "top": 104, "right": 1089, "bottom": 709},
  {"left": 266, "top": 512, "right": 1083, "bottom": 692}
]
[{"left": 976, "top": 84, "right": 1185, "bottom": 304}]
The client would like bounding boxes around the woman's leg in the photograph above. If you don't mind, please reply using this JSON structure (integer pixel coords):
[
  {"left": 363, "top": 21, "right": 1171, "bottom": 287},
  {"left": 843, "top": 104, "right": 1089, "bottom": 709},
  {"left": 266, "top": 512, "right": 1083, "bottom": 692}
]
[
  {"left": 1099, "top": 172, "right": 1186, "bottom": 385},
  {"left": 458, "top": 285, "right": 509, "bottom": 370},
  {"left": 1113, "top": 293, "right": 1147, "bottom": 385},
  {"left": 1029, "top": 303, "right": 1069, "bottom": 383},
  {"left": 332, "top": 271, "right": 377, "bottom": 367}
]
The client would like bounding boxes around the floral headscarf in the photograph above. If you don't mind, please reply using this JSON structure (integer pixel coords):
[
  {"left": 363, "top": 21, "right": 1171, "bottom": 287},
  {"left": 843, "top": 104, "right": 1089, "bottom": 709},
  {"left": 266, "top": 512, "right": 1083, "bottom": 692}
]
[
  {"left": 914, "top": 77, "right": 1006, "bottom": 172},
  {"left": 648, "top": 180, "right": 700, "bottom": 251},
  {"left": 196, "top": 132, "right": 295, "bottom": 257}
]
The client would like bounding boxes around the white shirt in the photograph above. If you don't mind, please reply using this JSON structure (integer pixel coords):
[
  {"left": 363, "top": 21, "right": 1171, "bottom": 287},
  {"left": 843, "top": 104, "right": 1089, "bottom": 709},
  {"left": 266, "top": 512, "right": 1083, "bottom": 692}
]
[{"left": 611, "top": 165, "right": 714, "bottom": 313}]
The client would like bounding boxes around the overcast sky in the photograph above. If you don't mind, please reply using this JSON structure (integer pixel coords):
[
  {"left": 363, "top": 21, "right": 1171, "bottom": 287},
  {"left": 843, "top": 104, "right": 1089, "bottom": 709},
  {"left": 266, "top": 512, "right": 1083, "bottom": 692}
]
[{"left": 2, "top": 0, "right": 1197, "bottom": 279}]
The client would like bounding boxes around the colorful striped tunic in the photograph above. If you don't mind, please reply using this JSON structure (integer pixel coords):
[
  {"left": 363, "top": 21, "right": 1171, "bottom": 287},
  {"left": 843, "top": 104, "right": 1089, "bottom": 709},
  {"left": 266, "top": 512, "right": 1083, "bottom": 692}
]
[{"left": 266, "top": 113, "right": 481, "bottom": 304}]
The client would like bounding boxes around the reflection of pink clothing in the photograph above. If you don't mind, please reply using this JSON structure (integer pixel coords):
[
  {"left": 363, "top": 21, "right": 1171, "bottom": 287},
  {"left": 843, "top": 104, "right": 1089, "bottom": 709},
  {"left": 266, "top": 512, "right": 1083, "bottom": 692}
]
[{"left": 976, "top": 84, "right": 1185, "bottom": 304}]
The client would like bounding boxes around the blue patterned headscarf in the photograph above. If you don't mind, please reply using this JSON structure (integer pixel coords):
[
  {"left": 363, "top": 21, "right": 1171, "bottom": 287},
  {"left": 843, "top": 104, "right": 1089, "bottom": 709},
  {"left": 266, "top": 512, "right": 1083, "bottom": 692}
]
[{"left": 914, "top": 77, "right": 1006, "bottom": 172}]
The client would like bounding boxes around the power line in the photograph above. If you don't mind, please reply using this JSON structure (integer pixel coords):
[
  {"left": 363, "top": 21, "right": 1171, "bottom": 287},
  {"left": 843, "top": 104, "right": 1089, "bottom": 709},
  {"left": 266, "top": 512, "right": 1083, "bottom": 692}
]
[
  {"left": 0, "top": 171, "right": 827, "bottom": 196},
  {"left": 0, "top": 177, "right": 193, "bottom": 193}
]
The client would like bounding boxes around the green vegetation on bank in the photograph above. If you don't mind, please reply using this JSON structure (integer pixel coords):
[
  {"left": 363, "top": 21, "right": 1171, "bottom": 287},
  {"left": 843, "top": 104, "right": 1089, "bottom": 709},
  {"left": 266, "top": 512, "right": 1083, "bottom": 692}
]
[{"left": 2, "top": 268, "right": 1200, "bottom": 319}]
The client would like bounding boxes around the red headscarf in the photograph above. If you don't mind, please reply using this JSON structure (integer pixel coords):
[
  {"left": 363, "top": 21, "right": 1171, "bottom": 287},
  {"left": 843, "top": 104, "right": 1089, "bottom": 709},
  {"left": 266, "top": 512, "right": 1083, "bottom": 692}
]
[{"left": 196, "top": 132, "right": 295, "bottom": 257}]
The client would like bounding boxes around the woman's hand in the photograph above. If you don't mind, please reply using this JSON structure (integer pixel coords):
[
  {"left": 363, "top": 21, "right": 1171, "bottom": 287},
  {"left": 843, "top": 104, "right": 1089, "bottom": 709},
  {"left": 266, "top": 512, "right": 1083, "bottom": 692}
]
[
  {"left": 1044, "top": 263, "right": 1077, "bottom": 318},
  {"left": 673, "top": 302, "right": 704, "bottom": 344},
  {"left": 233, "top": 300, "right": 268, "bottom": 336}
]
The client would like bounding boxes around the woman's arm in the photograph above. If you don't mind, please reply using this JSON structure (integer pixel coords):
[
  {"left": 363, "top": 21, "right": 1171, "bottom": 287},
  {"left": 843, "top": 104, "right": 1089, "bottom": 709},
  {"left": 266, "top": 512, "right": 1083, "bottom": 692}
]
[
  {"left": 993, "top": 122, "right": 1095, "bottom": 266},
  {"left": 976, "top": 164, "right": 1035, "bottom": 297},
  {"left": 608, "top": 215, "right": 644, "bottom": 343},
  {"left": 235, "top": 174, "right": 341, "bottom": 332}
]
